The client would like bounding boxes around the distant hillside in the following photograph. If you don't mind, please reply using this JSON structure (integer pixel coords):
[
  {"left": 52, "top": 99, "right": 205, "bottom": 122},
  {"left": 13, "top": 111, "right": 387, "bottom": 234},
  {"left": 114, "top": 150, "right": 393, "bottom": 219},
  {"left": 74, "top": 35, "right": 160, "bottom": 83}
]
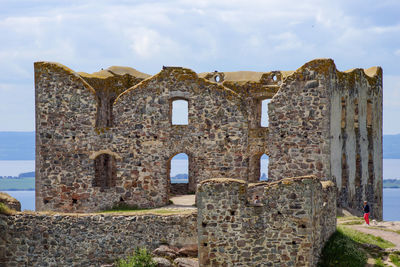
[
  {"left": 383, "top": 179, "right": 400, "bottom": 188},
  {"left": 0, "top": 132, "right": 399, "bottom": 160},
  {"left": 383, "top": 134, "right": 400, "bottom": 159},
  {"left": 0, "top": 132, "right": 35, "bottom": 160}
]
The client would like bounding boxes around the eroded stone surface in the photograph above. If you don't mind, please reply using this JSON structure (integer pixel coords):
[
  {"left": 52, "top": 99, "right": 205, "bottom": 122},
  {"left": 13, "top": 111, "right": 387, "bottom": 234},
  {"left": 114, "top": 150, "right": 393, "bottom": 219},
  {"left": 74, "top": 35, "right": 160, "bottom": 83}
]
[
  {"left": 34, "top": 58, "right": 382, "bottom": 220},
  {"left": 197, "top": 176, "right": 336, "bottom": 266},
  {"left": 0, "top": 212, "right": 197, "bottom": 266}
]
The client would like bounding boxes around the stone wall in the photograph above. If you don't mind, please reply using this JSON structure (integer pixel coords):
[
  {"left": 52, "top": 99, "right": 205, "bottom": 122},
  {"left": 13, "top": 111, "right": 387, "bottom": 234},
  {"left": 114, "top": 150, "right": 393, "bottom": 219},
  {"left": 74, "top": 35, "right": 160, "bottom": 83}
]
[
  {"left": 267, "top": 60, "right": 333, "bottom": 181},
  {"left": 196, "top": 176, "right": 336, "bottom": 266},
  {"left": 329, "top": 67, "right": 383, "bottom": 219},
  {"left": 35, "top": 59, "right": 383, "bottom": 218},
  {"left": 0, "top": 212, "right": 197, "bottom": 266}
]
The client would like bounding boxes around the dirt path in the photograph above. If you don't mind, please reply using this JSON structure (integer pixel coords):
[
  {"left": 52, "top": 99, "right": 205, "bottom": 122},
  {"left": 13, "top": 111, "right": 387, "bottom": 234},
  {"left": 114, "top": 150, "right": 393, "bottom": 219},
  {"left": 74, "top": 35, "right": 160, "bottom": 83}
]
[
  {"left": 165, "top": 195, "right": 196, "bottom": 209},
  {"left": 349, "top": 224, "right": 400, "bottom": 249}
]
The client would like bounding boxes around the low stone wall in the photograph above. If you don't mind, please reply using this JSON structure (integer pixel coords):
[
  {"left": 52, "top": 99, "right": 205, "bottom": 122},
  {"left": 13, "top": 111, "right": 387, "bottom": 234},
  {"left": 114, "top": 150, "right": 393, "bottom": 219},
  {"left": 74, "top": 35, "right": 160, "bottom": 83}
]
[
  {"left": 197, "top": 176, "right": 336, "bottom": 266},
  {"left": 0, "top": 212, "right": 197, "bottom": 266}
]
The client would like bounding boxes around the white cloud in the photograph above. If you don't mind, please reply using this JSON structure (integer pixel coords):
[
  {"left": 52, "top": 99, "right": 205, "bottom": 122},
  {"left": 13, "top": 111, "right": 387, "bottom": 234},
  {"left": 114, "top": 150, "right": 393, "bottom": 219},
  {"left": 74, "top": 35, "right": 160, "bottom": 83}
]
[{"left": 0, "top": 0, "right": 399, "bottom": 133}]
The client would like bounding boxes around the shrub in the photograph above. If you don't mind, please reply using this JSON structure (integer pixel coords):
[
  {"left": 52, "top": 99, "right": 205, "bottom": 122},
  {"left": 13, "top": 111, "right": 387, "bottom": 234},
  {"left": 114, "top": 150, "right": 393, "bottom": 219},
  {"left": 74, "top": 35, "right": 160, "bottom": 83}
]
[
  {"left": 116, "top": 248, "right": 156, "bottom": 267},
  {"left": 0, "top": 202, "right": 15, "bottom": 215}
]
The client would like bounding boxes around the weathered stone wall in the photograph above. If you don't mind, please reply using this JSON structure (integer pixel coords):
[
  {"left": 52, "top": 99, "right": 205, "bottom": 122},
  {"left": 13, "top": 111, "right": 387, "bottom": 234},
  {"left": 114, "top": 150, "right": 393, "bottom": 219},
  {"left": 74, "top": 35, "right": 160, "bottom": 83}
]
[
  {"left": 35, "top": 59, "right": 383, "bottom": 218},
  {"left": 329, "top": 67, "right": 383, "bottom": 219},
  {"left": 268, "top": 60, "right": 333, "bottom": 181},
  {"left": 197, "top": 176, "right": 336, "bottom": 266},
  {"left": 112, "top": 67, "right": 249, "bottom": 208},
  {"left": 35, "top": 63, "right": 252, "bottom": 212},
  {"left": 0, "top": 212, "right": 197, "bottom": 266}
]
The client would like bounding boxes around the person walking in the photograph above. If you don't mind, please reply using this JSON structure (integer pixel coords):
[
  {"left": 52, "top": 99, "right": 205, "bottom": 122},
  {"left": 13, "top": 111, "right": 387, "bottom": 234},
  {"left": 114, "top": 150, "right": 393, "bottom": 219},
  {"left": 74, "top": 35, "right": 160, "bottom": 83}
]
[{"left": 363, "top": 201, "right": 370, "bottom": 225}]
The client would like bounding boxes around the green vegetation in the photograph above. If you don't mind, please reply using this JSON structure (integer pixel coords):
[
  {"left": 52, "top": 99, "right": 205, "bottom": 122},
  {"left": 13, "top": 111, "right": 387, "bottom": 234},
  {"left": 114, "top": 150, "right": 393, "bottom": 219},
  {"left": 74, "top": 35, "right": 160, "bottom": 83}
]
[
  {"left": 374, "top": 258, "right": 385, "bottom": 267},
  {"left": 0, "top": 202, "right": 15, "bottom": 215},
  {"left": 340, "top": 220, "right": 363, "bottom": 225},
  {"left": 100, "top": 203, "right": 191, "bottom": 215},
  {"left": 320, "top": 221, "right": 399, "bottom": 267},
  {"left": 101, "top": 208, "right": 188, "bottom": 215},
  {"left": 318, "top": 227, "right": 368, "bottom": 267},
  {"left": 0, "top": 177, "right": 35, "bottom": 190},
  {"left": 390, "top": 252, "right": 400, "bottom": 267},
  {"left": 116, "top": 248, "right": 156, "bottom": 267},
  {"left": 338, "top": 225, "right": 395, "bottom": 249}
]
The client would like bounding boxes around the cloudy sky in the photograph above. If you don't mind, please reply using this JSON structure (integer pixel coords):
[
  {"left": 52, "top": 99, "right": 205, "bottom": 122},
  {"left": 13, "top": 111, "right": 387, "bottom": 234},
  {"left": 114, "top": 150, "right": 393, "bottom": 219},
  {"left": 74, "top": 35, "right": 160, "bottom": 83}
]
[{"left": 1, "top": 0, "right": 399, "bottom": 134}]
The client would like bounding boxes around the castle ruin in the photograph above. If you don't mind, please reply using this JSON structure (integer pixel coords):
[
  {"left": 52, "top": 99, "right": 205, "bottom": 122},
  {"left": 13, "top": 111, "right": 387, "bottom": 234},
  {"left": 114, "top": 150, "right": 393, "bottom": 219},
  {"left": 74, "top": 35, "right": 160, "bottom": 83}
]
[
  {"left": 3, "top": 58, "right": 378, "bottom": 265},
  {"left": 34, "top": 58, "right": 383, "bottom": 219}
]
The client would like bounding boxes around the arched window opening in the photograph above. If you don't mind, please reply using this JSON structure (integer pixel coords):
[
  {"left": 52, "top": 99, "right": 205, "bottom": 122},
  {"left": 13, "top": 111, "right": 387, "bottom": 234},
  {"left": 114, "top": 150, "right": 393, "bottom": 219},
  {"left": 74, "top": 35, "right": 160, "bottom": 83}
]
[
  {"left": 170, "top": 153, "right": 189, "bottom": 184},
  {"left": 171, "top": 99, "right": 188, "bottom": 125},
  {"left": 93, "top": 153, "right": 116, "bottom": 190},
  {"left": 260, "top": 154, "right": 269, "bottom": 181},
  {"left": 261, "top": 99, "right": 271, "bottom": 127}
]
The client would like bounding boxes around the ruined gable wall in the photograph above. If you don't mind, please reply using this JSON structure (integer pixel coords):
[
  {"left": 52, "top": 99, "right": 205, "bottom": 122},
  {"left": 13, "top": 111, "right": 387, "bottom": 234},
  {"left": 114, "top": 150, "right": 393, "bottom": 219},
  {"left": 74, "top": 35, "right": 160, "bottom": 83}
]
[
  {"left": 197, "top": 177, "right": 336, "bottom": 266},
  {"left": 267, "top": 59, "right": 334, "bottom": 181},
  {"left": 35, "top": 62, "right": 147, "bottom": 212},
  {"left": 35, "top": 62, "right": 98, "bottom": 212},
  {"left": 112, "top": 67, "right": 250, "bottom": 207}
]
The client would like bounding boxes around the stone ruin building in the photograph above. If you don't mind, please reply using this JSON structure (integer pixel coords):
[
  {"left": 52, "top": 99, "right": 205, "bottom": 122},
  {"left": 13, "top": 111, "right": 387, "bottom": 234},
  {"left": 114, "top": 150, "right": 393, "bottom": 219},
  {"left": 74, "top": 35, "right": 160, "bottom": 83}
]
[
  {"left": 0, "top": 58, "right": 383, "bottom": 266},
  {"left": 34, "top": 58, "right": 383, "bottom": 219}
]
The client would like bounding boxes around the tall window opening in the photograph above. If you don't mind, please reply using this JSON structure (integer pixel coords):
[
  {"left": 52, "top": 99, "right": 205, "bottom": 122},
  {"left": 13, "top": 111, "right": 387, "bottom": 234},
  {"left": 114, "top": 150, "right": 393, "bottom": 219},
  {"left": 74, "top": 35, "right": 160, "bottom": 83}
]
[
  {"left": 354, "top": 99, "right": 359, "bottom": 129},
  {"left": 342, "top": 153, "right": 348, "bottom": 188},
  {"left": 170, "top": 153, "right": 189, "bottom": 184},
  {"left": 260, "top": 154, "right": 269, "bottom": 181},
  {"left": 260, "top": 99, "right": 271, "bottom": 127},
  {"left": 355, "top": 154, "right": 361, "bottom": 187},
  {"left": 368, "top": 153, "right": 374, "bottom": 185},
  {"left": 367, "top": 100, "right": 372, "bottom": 128},
  {"left": 171, "top": 99, "right": 188, "bottom": 125},
  {"left": 93, "top": 153, "right": 116, "bottom": 190},
  {"left": 341, "top": 97, "right": 346, "bottom": 129}
]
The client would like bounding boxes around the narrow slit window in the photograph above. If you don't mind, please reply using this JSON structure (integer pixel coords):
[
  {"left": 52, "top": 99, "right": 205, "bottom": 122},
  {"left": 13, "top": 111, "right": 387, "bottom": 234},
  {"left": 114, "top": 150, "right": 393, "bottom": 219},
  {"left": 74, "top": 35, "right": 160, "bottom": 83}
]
[
  {"left": 261, "top": 99, "right": 271, "bottom": 127},
  {"left": 170, "top": 153, "right": 189, "bottom": 184},
  {"left": 172, "top": 100, "right": 188, "bottom": 125},
  {"left": 367, "top": 100, "right": 372, "bottom": 128},
  {"left": 341, "top": 97, "right": 346, "bottom": 129},
  {"left": 260, "top": 154, "right": 269, "bottom": 181}
]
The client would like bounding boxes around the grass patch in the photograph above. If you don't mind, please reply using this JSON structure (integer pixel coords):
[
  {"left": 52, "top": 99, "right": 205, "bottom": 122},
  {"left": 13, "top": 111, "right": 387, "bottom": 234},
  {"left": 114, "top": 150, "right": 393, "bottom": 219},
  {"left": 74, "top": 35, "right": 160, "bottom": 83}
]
[
  {"left": 341, "top": 220, "right": 363, "bottom": 225},
  {"left": 318, "top": 227, "right": 367, "bottom": 267},
  {"left": 101, "top": 208, "right": 188, "bottom": 215},
  {"left": 100, "top": 202, "right": 194, "bottom": 215},
  {"left": 337, "top": 216, "right": 363, "bottom": 221},
  {"left": 390, "top": 252, "right": 400, "bottom": 267},
  {"left": 374, "top": 257, "right": 385, "bottom": 267},
  {"left": 0, "top": 202, "right": 15, "bottom": 215},
  {"left": 338, "top": 226, "right": 395, "bottom": 249}
]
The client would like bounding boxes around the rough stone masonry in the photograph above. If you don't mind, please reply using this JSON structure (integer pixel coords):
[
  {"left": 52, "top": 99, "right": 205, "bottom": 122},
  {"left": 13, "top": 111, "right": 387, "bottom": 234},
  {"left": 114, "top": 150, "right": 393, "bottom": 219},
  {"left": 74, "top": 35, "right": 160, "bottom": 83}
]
[{"left": 34, "top": 58, "right": 382, "bottom": 218}]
